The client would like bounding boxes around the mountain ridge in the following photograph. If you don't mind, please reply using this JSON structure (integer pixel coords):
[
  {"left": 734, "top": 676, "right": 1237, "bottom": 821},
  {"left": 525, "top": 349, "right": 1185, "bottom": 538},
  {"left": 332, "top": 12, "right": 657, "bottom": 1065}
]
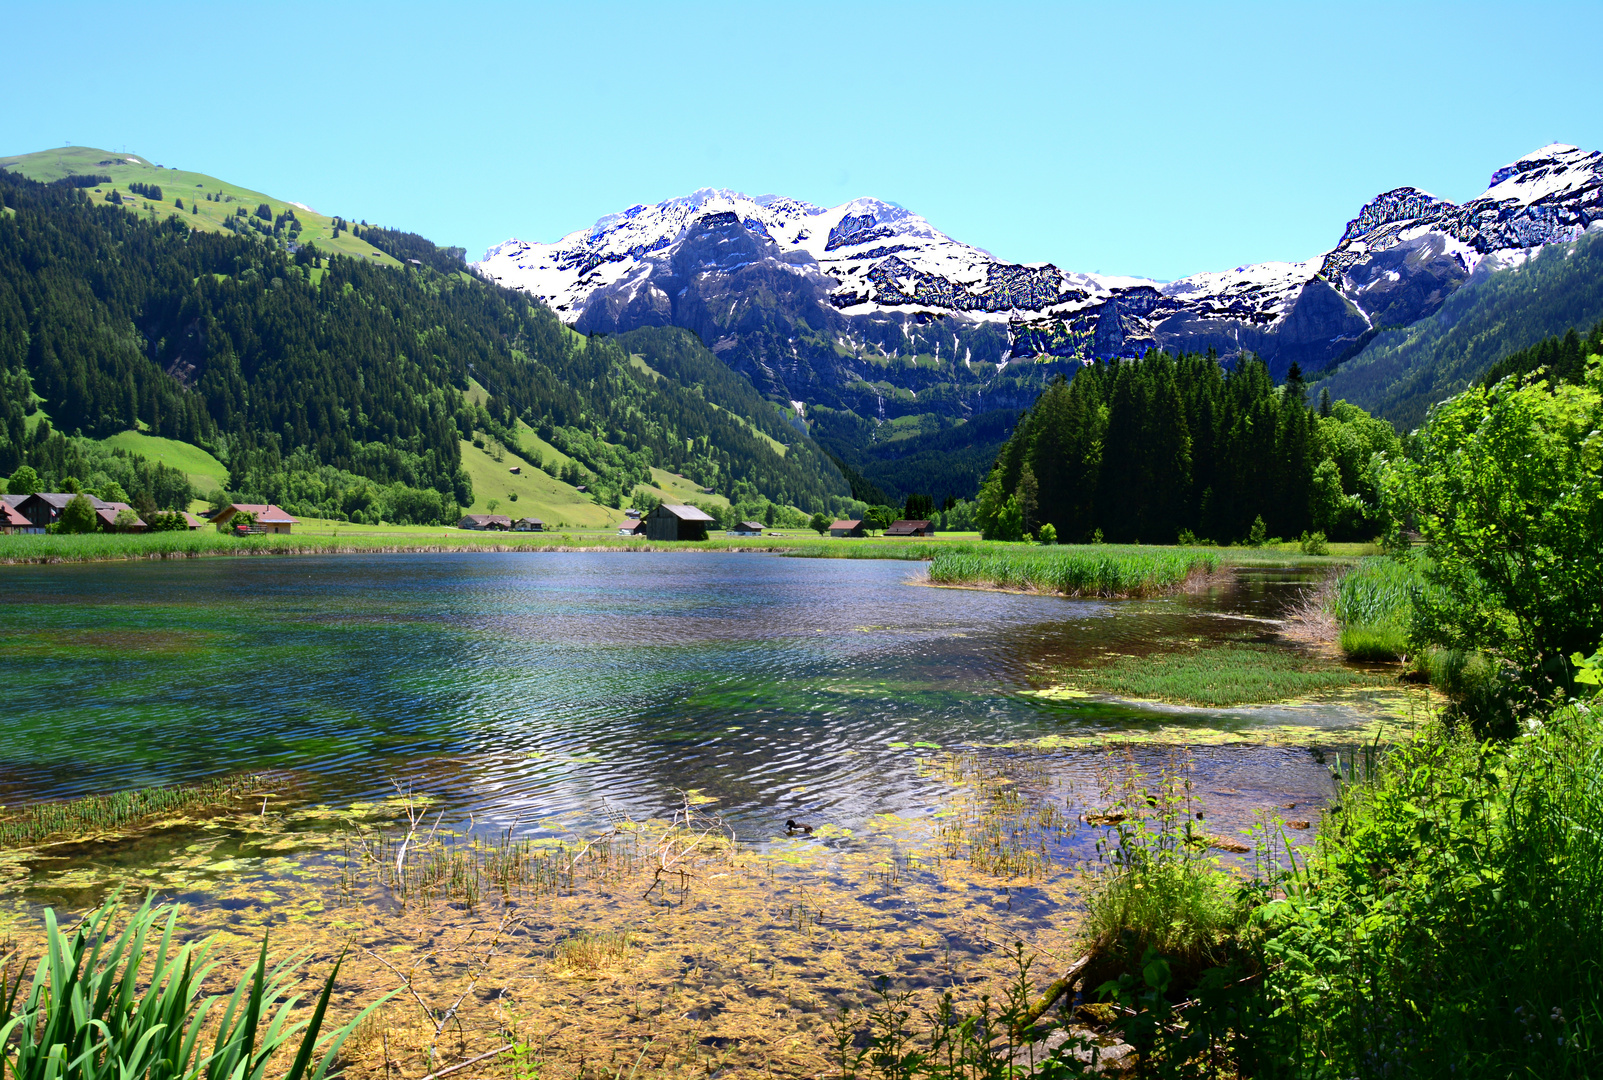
[{"left": 477, "top": 143, "right": 1603, "bottom": 380}]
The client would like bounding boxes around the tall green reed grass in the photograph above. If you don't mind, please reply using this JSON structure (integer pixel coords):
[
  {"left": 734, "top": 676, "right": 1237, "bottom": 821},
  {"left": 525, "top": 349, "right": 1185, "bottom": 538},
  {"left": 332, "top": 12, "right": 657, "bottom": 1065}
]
[
  {"left": 1331, "top": 556, "right": 1422, "bottom": 661},
  {"left": 0, "top": 895, "right": 382, "bottom": 1080},
  {"left": 0, "top": 776, "right": 268, "bottom": 848},
  {"left": 928, "top": 546, "right": 1221, "bottom": 598}
]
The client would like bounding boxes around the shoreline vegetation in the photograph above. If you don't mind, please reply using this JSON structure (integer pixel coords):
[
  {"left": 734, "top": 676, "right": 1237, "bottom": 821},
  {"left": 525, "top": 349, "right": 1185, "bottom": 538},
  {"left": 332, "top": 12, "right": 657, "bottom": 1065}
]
[
  {"left": 0, "top": 527, "right": 1372, "bottom": 578},
  {"left": 0, "top": 773, "right": 270, "bottom": 848}
]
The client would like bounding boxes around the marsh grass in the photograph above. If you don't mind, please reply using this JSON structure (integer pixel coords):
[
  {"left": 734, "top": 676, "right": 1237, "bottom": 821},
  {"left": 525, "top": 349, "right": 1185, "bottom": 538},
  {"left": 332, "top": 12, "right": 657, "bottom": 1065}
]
[
  {"left": 1328, "top": 555, "right": 1423, "bottom": 661},
  {"left": 0, "top": 774, "right": 270, "bottom": 848},
  {"left": 928, "top": 546, "right": 1222, "bottom": 599},
  {"left": 1059, "top": 642, "right": 1387, "bottom": 706},
  {"left": 1079, "top": 750, "right": 1245, "bottom": 986},
  {"left": 1338, "top": 623, "right": 1410, "bottom": 661}
]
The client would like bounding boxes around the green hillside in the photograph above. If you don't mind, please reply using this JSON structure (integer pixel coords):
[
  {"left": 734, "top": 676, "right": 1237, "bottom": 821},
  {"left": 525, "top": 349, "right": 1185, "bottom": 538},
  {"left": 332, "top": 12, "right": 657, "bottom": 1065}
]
[
  {"left": 0, "top": 159, "right": 852, "bottom": 526},
  {"left": 1311, "top": 229, "right": 1603, "bottom": 430},
  {"left": 98, "top": 432, "right": 226, "bottom": 493},
  {"left": 0, "top": 146, "right": 401, "bottom": 267}
]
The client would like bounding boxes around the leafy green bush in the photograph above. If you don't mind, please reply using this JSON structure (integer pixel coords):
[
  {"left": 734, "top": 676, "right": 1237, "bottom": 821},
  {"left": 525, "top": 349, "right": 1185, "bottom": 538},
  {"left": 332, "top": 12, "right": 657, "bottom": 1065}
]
[
  {"left": 1262, "top": 701, "right": 1603, "bottom": 1077},
  {"left": 1380, "top": 361, "right": 1603, "bottom": 708},
  {"left": 1297, "top": 529, "right": 1329, "bottom": 555}
]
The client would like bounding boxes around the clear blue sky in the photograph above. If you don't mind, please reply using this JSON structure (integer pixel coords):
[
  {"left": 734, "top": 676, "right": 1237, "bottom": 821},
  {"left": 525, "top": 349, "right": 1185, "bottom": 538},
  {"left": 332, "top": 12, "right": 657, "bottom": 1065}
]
[{"left": 5, "top": 1, "right": 1600, "bottom": 281}]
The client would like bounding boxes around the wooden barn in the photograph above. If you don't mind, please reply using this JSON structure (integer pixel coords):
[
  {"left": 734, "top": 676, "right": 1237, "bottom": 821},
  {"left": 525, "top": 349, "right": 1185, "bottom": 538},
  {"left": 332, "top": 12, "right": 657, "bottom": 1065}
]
[
  {"left": 645, "top": 504, "right": 715, "bottom": 541},
  {"left": 457, "top": 514, "right": 513, "bottom": 531},
  {"left": 727, "top": 521, "right": 764, "bottom": 536},
  {"left": 884, "top": 519, "right": 935, "bottom": 537},
  {"left": 829, "top": 519, "right": 867, "bottom": 538}
]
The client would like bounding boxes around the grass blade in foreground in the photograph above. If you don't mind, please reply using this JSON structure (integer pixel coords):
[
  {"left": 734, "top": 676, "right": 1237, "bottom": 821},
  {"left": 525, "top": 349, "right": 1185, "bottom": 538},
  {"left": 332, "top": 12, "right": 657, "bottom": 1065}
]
[{"left": 0, "top": 896, "right": 386, "bottom": 1080}]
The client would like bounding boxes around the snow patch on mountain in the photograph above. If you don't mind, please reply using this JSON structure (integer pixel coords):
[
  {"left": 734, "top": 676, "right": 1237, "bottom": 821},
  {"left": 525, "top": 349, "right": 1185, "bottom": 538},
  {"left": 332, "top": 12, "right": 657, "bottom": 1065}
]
[{"left": 475, "top": 144, "right": 1603, "bottom": 369}]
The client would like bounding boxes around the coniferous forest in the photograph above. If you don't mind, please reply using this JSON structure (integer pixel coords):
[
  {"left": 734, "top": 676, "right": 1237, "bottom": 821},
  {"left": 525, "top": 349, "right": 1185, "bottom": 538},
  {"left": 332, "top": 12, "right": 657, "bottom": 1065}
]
[
  {"left": 0, "top": 172, "right": 848, "bottom": 522},
  {"left": 976, "top": 352, "right": 1400, "bottom": 544}
]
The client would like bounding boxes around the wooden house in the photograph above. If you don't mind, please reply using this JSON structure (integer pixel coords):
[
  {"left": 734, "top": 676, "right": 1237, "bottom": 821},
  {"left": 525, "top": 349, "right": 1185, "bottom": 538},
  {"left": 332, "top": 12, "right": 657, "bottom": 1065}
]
[
  {"left": 618, "top": 518, "right": 647, "bottom": 536},
  {"left": 884, "top": 519, "right": 935, "bottom": 537},
  {"left": 13, "top": 492, "right": 110, "bottom": 529},
  {"left": 94, "top": 502, "right": 146, "bottom": 532},
  {"left": 0, "top": 501, "right": 34, "bottom": 534},
  {"left": 644, "top": 503, "right": 715, "bottom": 541},
  {"left": 211, "top": 503, "right": 300, "bottom": 535},
  {"left": 829, "top": 519, "right": 867, "bottom": 538},
  {"left": 727, "top": 521, "right": 765, "bottom": 536},
  {"left": 457, "top": 514, "right": 513, "bottom": 531},
  {"left": 512, "top": 517, "right": 544, "bottom": 532}
]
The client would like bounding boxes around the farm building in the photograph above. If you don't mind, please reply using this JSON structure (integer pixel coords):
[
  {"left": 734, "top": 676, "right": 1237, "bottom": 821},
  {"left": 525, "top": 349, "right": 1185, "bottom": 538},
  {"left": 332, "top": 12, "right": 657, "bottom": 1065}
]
[
  {"left": 618, "top": 519, "right": 647, "bottom": 536},
  {"left": 12, "top": 492, "right": 111, "bottom": 529},
  {"left": 645, "top": 504, "right": 715, "bottom": 541},
  {"left": 884, "top": 519, "right": 935, "bottom": 537},
  {"left": 458, "top": 514, "right": 513, "bottom": 531},
  {"left": 0, "top": 501, "right": 34, "bottom": 534},
  {"left": 211, "top": 503, "right": 300, "bottom": 535},
  {"left": 94, "top": 502, "right": 146, "bottom": 532},
  {"left": 512, "top": 518, "right": 544, "bottom": 532},
  {"left": 727, "top": 521, "right": 764, "bottom": 536},
  {"left": 829, "top": 519, "right": 867, "bottom": 538}
]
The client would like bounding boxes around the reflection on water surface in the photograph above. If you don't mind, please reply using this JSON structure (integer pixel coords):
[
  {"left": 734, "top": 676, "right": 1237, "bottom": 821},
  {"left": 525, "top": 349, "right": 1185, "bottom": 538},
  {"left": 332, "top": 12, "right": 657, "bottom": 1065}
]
[{"left": 0, "top": 552, "right": 1389, "bottom": 840}]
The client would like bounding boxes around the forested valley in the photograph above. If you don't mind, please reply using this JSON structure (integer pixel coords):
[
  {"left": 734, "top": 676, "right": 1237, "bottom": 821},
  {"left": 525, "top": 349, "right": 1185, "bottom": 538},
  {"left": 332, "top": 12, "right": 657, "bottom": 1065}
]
[{"left": 0, "top": 172, "right": 848, "bottom": 524}]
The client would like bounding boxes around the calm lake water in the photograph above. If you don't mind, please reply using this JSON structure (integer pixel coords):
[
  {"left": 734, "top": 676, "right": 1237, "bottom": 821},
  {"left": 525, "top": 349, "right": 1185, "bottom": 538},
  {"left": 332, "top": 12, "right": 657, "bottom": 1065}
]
[{"left": 0, "top": 553, "right": 1384, "bottom": 848}]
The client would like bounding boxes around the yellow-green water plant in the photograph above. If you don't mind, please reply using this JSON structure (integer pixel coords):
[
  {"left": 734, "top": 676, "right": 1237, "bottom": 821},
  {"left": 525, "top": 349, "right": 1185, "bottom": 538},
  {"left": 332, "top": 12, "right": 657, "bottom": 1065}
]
[{"left": 0, "top": 895, "right": 384, "bottom": 1080}]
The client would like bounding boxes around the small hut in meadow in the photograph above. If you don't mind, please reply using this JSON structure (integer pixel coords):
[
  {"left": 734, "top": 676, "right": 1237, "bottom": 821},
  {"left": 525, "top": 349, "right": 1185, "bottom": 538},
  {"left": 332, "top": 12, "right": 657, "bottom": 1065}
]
[
  {"left": 457, "top": 514, "right": 513, "bottom": 531},
  {"left": 645, "top": 504, "right": 715, "bottom": 541},
  {"left": 884, "top": 519, "right": 935, "bottom": 537},
  {"left": 211, "top": 503, "right": 299, "bottom": 535},
  {"left": 829, "top": 519, "right": 867, "bottom": 538},
  {"left": 512, "top": 517, "right": 544, "bottom": 532}
]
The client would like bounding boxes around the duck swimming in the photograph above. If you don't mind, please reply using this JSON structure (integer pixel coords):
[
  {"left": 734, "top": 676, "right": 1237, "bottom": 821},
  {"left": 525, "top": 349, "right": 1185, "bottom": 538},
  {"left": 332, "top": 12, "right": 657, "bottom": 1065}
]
[{"left": 785, "top": 819, "right": 813, "bottom": 834}]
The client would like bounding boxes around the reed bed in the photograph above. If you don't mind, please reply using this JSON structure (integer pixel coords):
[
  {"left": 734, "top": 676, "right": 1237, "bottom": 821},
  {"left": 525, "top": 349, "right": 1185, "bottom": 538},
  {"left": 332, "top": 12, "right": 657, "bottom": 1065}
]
[
  {"left": 0, "top": 895, "right": 374, "bottom": 1080},
  {"left": 927, "top": 546, "right": 1222, "bottom": 599},
  {"left": 0, "top": 774, "right": 269, "bottom": 848},
  {"left": 1330, "top": 556, "right": 1423, "bottom": 660}
]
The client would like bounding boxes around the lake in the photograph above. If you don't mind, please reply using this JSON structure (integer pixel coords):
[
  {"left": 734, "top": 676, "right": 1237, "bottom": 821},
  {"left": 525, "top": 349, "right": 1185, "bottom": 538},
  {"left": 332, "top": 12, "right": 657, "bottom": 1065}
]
[{"left": 0, "top": 552, "right": 1385, "bottom": 849}]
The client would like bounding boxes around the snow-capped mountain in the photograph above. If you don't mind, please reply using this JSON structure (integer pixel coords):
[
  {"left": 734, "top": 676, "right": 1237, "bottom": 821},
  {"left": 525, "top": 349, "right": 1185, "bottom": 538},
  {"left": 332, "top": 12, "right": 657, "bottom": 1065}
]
[{"left": 474, "top": 144, "right": 1603, "bottom": 407}]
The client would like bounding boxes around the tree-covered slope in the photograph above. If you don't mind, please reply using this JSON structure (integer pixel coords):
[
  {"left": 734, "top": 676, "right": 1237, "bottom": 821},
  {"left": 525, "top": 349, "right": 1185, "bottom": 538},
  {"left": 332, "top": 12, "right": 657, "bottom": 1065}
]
[
  {"left": 0, "top": 146, "right": 402, "bottom": 267},
  {"left": 1310, "top": 229, "right": 1603, "bottom": 430},
  {"left": 0, "top": 171, "right": 848, "bottom": 524}
]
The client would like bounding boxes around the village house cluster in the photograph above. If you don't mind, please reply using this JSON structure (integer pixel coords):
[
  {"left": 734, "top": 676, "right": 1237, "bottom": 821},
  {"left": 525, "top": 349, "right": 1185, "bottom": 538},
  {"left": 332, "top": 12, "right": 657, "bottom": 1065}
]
[{"left": 0, "top": 495, "right": 300, "bottom": 536}]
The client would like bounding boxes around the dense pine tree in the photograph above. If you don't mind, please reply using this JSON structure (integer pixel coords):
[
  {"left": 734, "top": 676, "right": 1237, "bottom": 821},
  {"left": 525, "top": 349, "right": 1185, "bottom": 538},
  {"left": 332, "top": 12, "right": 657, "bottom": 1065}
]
[{"left": 977, "top": 352, "right": 1398, "bottom": 543}]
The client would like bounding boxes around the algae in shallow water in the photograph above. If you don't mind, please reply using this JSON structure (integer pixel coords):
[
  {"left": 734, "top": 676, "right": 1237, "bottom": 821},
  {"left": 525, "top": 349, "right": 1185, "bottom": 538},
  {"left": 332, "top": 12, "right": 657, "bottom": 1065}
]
[{"left": 1048, "top": 641, "right": 1391, "bottom": 707}]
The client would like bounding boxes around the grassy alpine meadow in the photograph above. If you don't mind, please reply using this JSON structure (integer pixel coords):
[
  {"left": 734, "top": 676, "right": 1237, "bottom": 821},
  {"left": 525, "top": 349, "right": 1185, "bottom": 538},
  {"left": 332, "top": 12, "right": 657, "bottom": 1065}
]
[{"left": 927, "top": 544, "right": 1225, "bottom": 598}]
